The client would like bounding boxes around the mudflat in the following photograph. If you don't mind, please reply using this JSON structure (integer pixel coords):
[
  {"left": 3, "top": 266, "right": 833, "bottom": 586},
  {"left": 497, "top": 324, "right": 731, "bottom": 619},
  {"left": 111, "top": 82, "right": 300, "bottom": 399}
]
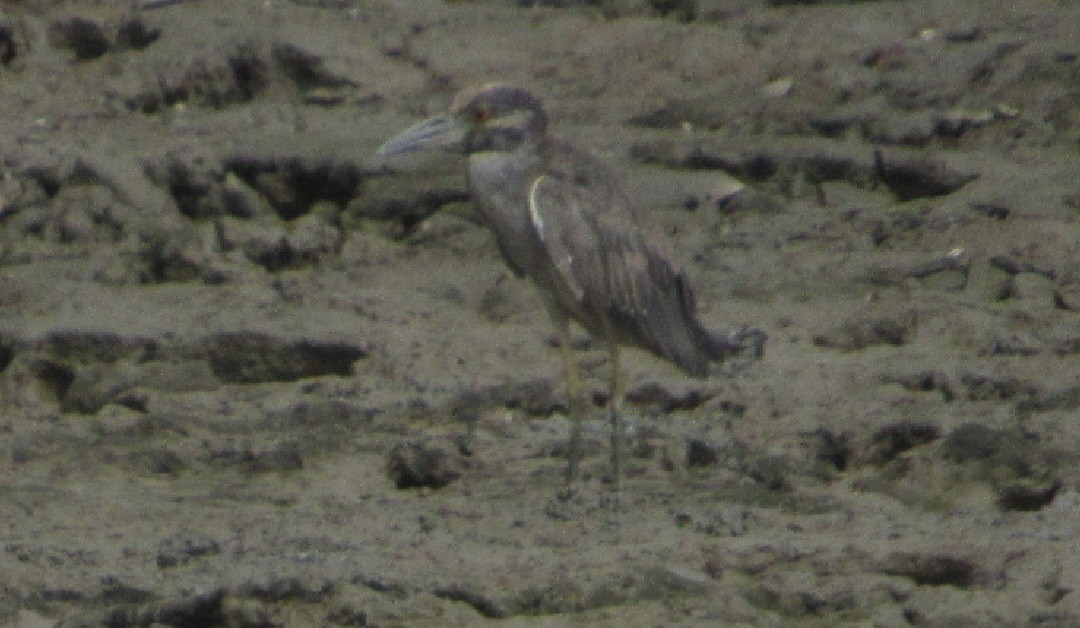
[{"left": 1, "top": 1, "right": 1078, "bottom": 625}]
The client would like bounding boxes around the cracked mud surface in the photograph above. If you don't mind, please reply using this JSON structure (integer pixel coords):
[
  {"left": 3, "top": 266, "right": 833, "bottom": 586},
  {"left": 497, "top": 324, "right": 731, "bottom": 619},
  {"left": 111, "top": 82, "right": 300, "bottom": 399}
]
[{"left": 1, "top": 0, "right": 1078, "bottom": 625}]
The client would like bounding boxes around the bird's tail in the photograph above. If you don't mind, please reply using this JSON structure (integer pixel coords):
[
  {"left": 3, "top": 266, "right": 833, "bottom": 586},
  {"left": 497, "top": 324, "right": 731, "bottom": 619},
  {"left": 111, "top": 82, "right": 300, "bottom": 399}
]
[
  {"left": 690, "top": 318, "right": 766, "bottom": 366},
  {"left": 675, "top": 275, "right": 767, "bottom": 374}
]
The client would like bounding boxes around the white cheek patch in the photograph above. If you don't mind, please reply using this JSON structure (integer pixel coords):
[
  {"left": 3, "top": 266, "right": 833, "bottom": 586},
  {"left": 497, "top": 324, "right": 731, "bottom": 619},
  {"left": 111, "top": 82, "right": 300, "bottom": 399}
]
[{"left": 492, "top": 110, "right": 535, "bottom": 130}]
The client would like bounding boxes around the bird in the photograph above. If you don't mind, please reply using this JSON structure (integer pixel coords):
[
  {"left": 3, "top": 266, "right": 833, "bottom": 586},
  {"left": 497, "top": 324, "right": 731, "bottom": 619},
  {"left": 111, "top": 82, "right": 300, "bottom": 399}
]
[{"left": 376, "top": 83, "right": 765, "bottom": 489}]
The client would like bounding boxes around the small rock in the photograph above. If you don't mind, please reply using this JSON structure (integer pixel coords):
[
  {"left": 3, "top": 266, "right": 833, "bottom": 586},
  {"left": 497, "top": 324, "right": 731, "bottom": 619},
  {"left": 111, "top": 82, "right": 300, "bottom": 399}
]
[
  {"left": 204, "top": 440, "right": 304, "bottom": 474},
  {"left": 52, "top": 185, "right": 119, "bottom": 244},
  {"left": 997, "top": 478, "right": 1061, "bottom": 512},
  {"left": 286, "top": 212, "right": 341, "bottom": 263},
  {"left": 969, "top": 199, "right": 1012, "bottom": 219},
  {"left": 761, "top": 76, "right": 793, "bottom": 99},
  {"left": 48, "top": 15, "right": 110, "bottom": 60},
  {"left": 882, "top": 368, "right": 954, "bottom": 399},
  {"left": 432, "top": 586, "right": 508, "bottom": 619},
  {"left": 448, "top": 378, "right": 560, "bottom": 419},
  {"left": 1008, "top": 272, "right": 1056, "bottom": 307},
  {"left": 703, "top": 556, "right": 725, "bottom": 580},
  {"left": 813, "top": 313, "right": 914, "bottom": 350},
  {"left": 223, "top": 599, "right": 275, "bottom": 627},
  {"left": 344, "top": 176, "right": 467, "bottom": 224},
  {"left": 686, "top": 439, "right": 719, "bottom": 468},
  {"left": 60, "top": 364, "right": 129, "bottom": 414},
  {"left": 114, "top": 16, "right": 160, "bottom": 50},
  {"left": 935, "top": 108, "right": 995, "bottom": 137},
  {"left": 1054, "top": 287, "right": 1080, "bottom": 311},
  {"left": 156, "top": 535, "right": 221, "bottom": 568},
  {"left": 221, "top": 172, "right": 276, "bottom": 219},
  {"left": 252, "top": 441, "right": 305, "bottom": 473},
  {"left": 645, "top": 565, "right": 714, "bottom": 595},
  {"left": 863, "top": 421, "right": 940, "bottom": 464},
  {"left": 152, "top": 589, "right": 226, "bottom": 626},
  {"left": 715, "top": 187, "right": 787, "bottom": 215},
  {"left": 252, "top": 170, "right": 303, "bottom": 218},
  {"left": 218, "top": 215, "right": 290, "bottom": 270},
  {"left": 695, "top": 508, "right": 751, "bottom": 537},
  {"left": 900, "top": 586, "right": 982, "bottom": 625},
  {"left": 940, "top": 423, "right": 1006, "bottom": 462},
  {"left": 100, "top": 574, "right": 154, "bottom": 603},
  {"left": 872, "top": 149, "right": 979, "bottom": 201},
  {"left": 978, "top": 334, "right": 1042, "bottom": 357},
  {"left": 304, "top": 87, "right": 345, "bottom": 106},
  {"left": 239, "top": 575, "right": 333, "bottom": 602},
  {"left": 129, "top": 447, "right": 187, "bottom": 476},
  {"left": 800, "top": 428, "right": 851, "bottom": 475},
  {"left": 326, "top": 602, "right": 368, "bottom": 626},
  {"left": 626, "top": 383, "right": 714, "bottom": 413},
  {"left": 963, "top": 258, "right": 1011, "bottom": 302},
  {"left": 878, "top": 552, "right": 976, "bottom": 586},
  {"left": 745, "top": 454, "right": 792, "bottom": 491},
  {"left": 870, "top": 113, "right": 936, "bottom": 147},
  {"left": 202, "top": 332, "right": 365, "bottom": 383},
  {"left": 406, "top": 212, "right": 472, "bottom": 247},
  {"left": 387, "top": 440, "right": 463, "bottom": 489},
  {"left": 14, "top": 609, "right": 58, "bottom": 628}
]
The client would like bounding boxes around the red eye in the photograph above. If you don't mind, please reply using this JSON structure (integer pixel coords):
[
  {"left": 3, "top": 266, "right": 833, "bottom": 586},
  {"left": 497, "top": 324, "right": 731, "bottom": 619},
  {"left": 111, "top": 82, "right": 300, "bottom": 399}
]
[{"left": 472, "top": 107, "right": 492, "bottom": 124}]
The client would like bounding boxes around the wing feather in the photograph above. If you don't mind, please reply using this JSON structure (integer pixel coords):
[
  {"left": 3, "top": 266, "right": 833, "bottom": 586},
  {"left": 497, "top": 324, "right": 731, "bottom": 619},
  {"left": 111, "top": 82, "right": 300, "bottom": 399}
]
[
  {"left": 529, "top": 174, "right": 588, "bottom": 304},
  {"left": 527, "top": 158, "right": 707, "bottom": 373}
]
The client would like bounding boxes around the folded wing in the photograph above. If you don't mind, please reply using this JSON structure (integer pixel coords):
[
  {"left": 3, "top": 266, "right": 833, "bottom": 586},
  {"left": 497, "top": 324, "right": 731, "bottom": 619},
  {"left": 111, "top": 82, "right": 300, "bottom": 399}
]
[{"left": 528, "top": 167, "right": 712, "bottom": 376}]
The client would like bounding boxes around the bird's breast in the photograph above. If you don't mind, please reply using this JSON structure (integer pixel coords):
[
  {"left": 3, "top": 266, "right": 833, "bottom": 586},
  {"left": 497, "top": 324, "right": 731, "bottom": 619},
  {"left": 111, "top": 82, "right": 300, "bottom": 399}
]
[{"left": 468, "top": 153, "right": 548, "bottom": 278}]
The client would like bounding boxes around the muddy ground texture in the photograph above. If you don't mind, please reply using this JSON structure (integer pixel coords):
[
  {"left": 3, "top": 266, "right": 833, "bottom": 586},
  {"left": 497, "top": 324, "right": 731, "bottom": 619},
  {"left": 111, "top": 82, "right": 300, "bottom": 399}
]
[{"left": 1, "top": 0, "right": 1079, "bottom": 625}]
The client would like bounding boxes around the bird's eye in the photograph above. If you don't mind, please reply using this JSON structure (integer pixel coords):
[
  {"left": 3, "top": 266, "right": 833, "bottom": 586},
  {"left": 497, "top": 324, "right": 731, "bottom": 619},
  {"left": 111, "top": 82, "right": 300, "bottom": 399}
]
[{"left": 471, "top": 107, "right": 493, "bottom": 124}]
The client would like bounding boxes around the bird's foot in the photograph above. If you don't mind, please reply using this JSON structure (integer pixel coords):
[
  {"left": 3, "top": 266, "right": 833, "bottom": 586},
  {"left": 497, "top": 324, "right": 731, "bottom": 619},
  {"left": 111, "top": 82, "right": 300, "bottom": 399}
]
[{"left": 723, "top": 326, "right": 767, "bottom": 372}]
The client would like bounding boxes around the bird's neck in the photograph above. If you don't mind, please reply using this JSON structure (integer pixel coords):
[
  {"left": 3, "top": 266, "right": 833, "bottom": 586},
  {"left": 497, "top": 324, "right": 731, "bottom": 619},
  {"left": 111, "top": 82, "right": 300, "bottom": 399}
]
[{"left": 470, "top": 136, "right": 548, "bottom": 176}]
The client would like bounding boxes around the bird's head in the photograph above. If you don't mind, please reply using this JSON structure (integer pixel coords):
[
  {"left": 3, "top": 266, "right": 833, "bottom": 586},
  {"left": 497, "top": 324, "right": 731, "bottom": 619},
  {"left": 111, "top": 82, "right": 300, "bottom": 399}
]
[{"left": 377, "top": 83, "right": 548, "bottom": 158}]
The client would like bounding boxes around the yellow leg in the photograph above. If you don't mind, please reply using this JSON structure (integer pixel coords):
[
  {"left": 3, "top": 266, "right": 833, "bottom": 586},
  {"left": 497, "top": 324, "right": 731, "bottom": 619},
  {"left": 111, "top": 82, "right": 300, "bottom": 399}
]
[
  {"left": 608, "top": 343, "right": 622, "bottom": 493},
  {"left": 557, "top": 317, "right": 584, "bottom": 486}
]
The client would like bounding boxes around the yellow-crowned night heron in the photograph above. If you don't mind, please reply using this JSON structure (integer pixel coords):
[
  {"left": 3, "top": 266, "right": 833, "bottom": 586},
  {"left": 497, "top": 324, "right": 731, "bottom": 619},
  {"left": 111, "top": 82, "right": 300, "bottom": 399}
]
[{"left": 377, "top": 84, "right": 765, "bottom": 488}]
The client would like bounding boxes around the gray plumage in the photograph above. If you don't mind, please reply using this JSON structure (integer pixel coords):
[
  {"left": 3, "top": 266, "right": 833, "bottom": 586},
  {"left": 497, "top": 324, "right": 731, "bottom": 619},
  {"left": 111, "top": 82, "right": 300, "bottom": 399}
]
[{"left": 378, "top": 83, "right": 764, "bottom": 485}]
